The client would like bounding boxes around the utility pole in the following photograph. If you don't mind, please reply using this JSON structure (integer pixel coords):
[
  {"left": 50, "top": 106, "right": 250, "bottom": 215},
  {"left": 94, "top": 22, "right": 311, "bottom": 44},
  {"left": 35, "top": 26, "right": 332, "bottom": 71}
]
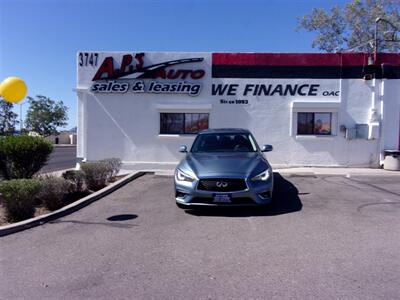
[{"left": 19, "top": 101, "right": 25, "bottom": 133}]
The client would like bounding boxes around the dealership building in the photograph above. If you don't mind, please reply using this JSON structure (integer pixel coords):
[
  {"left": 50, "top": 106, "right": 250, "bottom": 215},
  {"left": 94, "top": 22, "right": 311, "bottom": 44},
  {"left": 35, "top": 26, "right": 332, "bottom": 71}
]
[{"left": 76, "top": 51, "right": 400, "bottom": 170}]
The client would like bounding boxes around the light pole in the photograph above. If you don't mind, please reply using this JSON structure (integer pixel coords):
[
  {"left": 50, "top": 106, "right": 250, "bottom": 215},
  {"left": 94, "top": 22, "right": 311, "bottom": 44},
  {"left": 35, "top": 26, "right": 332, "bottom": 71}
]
[{"left": 19, "top": 100, "right": 26, "bottom": 133}]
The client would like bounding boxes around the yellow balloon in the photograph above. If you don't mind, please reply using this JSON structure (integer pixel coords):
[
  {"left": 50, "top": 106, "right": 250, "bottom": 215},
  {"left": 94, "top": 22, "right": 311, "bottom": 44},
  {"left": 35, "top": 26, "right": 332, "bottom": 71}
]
[{"left": 0, "top": 77, "right": 28, "bottom": 103}]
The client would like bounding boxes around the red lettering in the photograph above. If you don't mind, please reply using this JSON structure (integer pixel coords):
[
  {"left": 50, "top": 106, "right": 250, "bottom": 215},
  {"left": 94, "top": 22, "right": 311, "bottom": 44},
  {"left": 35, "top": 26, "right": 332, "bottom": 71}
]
[
  {"left": 191, "top": 69, "right": 205, "bottom": 79},
  {"left": 92, "top": 57, "right": 114, "bottom": 80},
  {"left": 167, "top": 69, "right": 180, "bottom": 79},
  {"left": 179, "top": 70, "right": 191, "bottom": 79},
  {"left": 92, "top": 53, "right": 205, "bottom": 81},
  {"left": 120, "top": 54, "right": 133, "bottom": 74},
  {"left": 154, "top": 69, "right": 166, "bottom": 79},
  {"left": 163, "top": 69, "right": 205, "bottom": 80},
  {"left": 135, "top": 53, "right": 145, "bottom": 69}
]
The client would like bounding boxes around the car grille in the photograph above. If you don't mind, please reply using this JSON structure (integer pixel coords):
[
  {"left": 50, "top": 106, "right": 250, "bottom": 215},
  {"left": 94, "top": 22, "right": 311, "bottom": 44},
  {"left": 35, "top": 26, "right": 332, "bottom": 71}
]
[
  {"left": 197, "top": 179, "right": 247, "bottom": 192},
  {"left": 191, "top": 197, "right": 255, "bottom": 205}
]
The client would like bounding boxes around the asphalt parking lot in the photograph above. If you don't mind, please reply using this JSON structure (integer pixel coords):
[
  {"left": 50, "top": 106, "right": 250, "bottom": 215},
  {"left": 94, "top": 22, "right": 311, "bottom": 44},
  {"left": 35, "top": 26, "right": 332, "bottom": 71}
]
[
  {"left": 1, "top": 173, "right": 400, "bottom": 299},
  {"left": 40, "top": 145, "right": 76, "bottom": 173}
]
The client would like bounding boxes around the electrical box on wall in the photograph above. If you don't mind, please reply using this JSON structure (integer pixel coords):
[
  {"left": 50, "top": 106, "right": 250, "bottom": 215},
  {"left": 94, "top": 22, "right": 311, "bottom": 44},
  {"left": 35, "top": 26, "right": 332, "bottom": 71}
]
[
  {"left": 344, "top": 124, "right": 376, "bottom": 140},
  {"left": 345, "top": 128, "right": 356, "bottom": 140},
  {"left": 355, "top": 124, "right": 368, "bottom": 139}
]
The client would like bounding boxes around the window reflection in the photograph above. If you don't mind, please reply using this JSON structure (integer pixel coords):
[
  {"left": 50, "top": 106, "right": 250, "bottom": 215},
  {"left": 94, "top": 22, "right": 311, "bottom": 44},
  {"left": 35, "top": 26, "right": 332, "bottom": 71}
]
[
  {"left": 297, "top": 112, "right": 331, "bottom": 135},
  {"left": 160, "top": 113, "right": 209, "bottom": 134}
]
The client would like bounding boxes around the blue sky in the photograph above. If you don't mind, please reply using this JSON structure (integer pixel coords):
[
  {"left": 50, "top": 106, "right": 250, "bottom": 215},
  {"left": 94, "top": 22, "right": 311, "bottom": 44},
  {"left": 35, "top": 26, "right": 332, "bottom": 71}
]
[{"left": 0, "top": 0, "right": 346, "bottom": 129}]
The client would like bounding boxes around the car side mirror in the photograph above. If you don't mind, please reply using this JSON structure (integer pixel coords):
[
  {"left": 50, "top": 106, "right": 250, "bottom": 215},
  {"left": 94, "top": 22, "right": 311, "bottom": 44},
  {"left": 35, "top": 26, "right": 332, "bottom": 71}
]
[
  {"left": 261, "top": 144, "right": 273, "bottom": 152},
  {"left": 179, "top": 145, "right": 188, "bottom": 153}
]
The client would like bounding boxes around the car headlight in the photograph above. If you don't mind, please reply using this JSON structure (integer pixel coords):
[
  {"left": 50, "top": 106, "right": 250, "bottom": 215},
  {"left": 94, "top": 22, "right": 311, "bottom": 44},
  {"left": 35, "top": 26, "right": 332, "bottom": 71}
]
[
  {"left": 251, "top": 169, "right": 271, "bottom": 181},
  {"left": 175, "top": 169, "right": 196, "bottom": 182}
]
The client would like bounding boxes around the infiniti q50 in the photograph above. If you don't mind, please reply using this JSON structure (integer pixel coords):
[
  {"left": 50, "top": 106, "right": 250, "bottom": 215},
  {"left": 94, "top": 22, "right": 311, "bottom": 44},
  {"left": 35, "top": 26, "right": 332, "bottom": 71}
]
[{"left": 174, "top": 128, "right": 273, "bottom": 208}]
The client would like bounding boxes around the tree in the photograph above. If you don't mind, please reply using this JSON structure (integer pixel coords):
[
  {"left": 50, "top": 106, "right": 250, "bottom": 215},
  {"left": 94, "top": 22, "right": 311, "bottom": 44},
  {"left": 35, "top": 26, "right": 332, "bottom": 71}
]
[
  {"left": 297, "top": 0, "right": 400, "bottom": 52},
  {"left": 25, "top": 95, "right": 68, "bottom": 137},
  {"left": 0, "top": 99, "right": 19, "bottom": 135}
]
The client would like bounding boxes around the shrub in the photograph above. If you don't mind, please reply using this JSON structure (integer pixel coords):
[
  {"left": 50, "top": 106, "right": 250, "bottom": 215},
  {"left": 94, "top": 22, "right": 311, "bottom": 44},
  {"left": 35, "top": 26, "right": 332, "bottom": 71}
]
[
  {"left": 0, "top": 151, "right": 8, "bottom": 180},
  {"left": 0, "top": 179, "right": 41, "bottom": 222},
  {"left": 0, "top": 136, "right": 53, "bottom": 179},
  {"left": 100, "top": 158, "right": 122, "bottom": 179},
  {"left": 62, "top": 170, "right": 85, "bottom": 193},
  {"left": 81, "top": 162, "right": 113, "bottom": 191},
  {"left": 38, "top": 176, "right": 72, "bottom": 211}
]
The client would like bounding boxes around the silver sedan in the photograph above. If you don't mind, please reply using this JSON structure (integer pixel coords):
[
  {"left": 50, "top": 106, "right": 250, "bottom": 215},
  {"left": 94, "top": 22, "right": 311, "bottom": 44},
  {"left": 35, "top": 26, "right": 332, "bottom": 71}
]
[{"left": 174, "top": 128, "right": 273, "bottom": 208}]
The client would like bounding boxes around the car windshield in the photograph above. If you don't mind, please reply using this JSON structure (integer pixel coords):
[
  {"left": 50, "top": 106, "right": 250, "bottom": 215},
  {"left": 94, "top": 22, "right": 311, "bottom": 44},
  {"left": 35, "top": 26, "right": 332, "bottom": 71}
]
[{"left": 191, "top": 133, "right": 258, "bottom": 153}]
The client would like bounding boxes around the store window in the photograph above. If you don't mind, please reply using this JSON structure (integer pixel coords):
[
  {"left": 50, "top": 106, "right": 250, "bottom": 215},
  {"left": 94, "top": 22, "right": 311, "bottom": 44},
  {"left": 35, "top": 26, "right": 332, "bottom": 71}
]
[
  {"left": 297, "top": 112, "right": 332, "bottom": 135},
  {"left": 160, "top": 113, "right": 209, "bottom": 134}
]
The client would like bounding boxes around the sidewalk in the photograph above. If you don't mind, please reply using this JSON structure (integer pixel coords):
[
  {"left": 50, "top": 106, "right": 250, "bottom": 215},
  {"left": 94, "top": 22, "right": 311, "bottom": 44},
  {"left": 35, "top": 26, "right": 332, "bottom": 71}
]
[
  {"left": 275, "top": 167, "right": 400, "bottom": 177},
  {"left": 46, "top": 166, "right": 400, "bottom": 178},
  {"left": 145, "top": 167, "right": 400, "bottom": 177},
  {"left": 53, "top": 144, "right": 76, "bottom": 147}
]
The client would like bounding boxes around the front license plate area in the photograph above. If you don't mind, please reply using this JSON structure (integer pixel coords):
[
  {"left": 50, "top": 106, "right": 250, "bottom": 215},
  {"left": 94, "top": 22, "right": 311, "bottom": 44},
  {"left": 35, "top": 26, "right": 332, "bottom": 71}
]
[{"left": 213, "top": 194, "right": 232, "bottom": 203}]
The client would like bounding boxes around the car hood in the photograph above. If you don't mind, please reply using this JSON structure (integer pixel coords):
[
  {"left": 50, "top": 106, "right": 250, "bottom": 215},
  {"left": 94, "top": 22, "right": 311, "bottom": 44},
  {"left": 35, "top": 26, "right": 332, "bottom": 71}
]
[{"left": 181, "top": 152, "right": 269, "bottom": 177}]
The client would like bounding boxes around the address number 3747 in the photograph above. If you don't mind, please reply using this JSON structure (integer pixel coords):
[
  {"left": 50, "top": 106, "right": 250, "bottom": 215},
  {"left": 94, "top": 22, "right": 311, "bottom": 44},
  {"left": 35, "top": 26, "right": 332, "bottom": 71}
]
[{"left": 78, "top": 52, "right": 99, "bottom": 67}]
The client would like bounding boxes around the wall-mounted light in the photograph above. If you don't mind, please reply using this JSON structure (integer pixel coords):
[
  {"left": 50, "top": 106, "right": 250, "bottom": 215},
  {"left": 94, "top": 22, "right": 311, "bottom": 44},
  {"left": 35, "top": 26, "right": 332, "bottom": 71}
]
[
  {"left": 367, "top": 56, "right": 374, "bottom": 66},
  {"left": 363, "top": 74, "right": 373, "bottom": 80}
]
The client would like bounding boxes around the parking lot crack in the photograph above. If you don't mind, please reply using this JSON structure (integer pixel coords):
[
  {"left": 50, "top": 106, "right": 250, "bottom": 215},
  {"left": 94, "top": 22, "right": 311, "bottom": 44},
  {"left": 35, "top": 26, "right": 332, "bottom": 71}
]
[
  {"left": 357, "top": 201, "right": 400, "bottom": 212},
  {"left": 345, "top": 178, "right": 400, "bottom": 198}
]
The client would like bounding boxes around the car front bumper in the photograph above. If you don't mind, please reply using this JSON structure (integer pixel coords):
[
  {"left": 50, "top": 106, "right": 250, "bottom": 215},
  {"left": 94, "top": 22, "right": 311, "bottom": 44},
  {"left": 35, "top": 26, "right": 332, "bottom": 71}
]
[{"left": 175, "top": 176, "right": 273, "bottom": 207}]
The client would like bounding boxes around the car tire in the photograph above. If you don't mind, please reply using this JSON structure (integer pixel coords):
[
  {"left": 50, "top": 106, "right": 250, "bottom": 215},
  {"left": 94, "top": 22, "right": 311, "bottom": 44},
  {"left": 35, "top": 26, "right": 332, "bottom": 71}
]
[{"left": 176, "top": 202, "right": 187, "bottom": 209}]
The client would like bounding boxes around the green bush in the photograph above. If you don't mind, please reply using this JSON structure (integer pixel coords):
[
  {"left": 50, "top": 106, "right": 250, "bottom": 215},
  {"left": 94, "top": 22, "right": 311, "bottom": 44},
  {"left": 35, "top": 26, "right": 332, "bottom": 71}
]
[
  {"left": 81, "top": 162, "right": 113, "bottom": 191},
  {"left": 100, "top": 158, "right": 122, "bottom": 179},
  {"left": 0, "top": 151, "right": 8, "bottom": 180},
  {"left": 37, "top": 176, "right": 72, "bottom": 211},
  {"left": 0, "top": 179, "right": 41, "bottom": 222},
  {"left": 0, "top": 136, "right": 53, "bottom": 179},
  {"left": 62, "top": 170, "right": 85, "bottom": 193}
]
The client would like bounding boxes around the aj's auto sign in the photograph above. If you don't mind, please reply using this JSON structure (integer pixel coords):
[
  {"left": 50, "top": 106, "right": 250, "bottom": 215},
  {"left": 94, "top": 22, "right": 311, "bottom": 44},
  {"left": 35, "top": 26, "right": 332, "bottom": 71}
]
[{"left": 90, "top": 53, "right": 205, "bottom": 96}]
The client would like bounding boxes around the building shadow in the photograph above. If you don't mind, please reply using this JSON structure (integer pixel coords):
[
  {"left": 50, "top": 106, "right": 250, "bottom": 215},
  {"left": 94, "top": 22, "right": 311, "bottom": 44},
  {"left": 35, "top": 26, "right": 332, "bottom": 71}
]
[{"left": 184, "top": 172, "right": 302, "bottom": 217}]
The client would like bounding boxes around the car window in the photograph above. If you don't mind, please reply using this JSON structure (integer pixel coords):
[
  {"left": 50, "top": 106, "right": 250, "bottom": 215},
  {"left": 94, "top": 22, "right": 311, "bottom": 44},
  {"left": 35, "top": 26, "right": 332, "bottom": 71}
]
[{"left": 191, "top": 133, "right": 257, "bottom": 153}]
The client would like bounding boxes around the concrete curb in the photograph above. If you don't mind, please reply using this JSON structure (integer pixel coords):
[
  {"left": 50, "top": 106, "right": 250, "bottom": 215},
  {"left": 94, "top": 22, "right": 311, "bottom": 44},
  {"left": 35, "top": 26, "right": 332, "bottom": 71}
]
[
  {"left": 152, "top": 168, "right": 400, "bottom": 177},
  {"left": 53, "top": 144, "right": 76, "bottom": 147},
  {"left": 275, "top": 167, "right": 400, "bottom": 177},
  {"left": 0, "top": 171, "right": 146, "bottom": 237},
  {"left": 39, "top": 168, "right": 75, "bottom": 176}
]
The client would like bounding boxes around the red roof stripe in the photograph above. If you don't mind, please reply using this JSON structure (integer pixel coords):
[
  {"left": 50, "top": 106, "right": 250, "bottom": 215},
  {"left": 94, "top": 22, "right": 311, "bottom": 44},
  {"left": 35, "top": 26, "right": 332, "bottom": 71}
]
[{"left": 212, "top": 53, "right": 400, "bottom": 67}]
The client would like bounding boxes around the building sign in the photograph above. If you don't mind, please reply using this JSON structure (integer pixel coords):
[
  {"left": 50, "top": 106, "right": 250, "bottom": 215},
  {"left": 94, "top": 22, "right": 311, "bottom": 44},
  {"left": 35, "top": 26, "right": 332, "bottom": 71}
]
[
  {"left": 211, "top": 83, "right": 340, "bottom": 106},
  {"left": 90, "top": 53, "right": 205, "bottom": 96},
  {"left": 211, "top": 83, "right": 340, "bottom": 96}
]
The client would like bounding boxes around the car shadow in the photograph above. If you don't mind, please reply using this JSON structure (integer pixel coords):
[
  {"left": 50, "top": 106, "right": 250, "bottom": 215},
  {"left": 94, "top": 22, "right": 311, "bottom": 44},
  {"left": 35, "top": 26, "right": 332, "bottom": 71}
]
[
  {"left": 184, "top": 172, "right": 302, "bottom": 217},
  {"left": 107, "top": 214, "right": 138, "bottom": 221},
  {"left": 49, "top": 214, "right": 139, "bottom": 228}
]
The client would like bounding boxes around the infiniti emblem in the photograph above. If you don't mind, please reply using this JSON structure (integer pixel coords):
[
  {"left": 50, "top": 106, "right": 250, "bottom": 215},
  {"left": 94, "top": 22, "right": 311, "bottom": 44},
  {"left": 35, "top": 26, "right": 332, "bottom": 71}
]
[{"left": 216, "top": 181, "right": 228, "bottom": 188}]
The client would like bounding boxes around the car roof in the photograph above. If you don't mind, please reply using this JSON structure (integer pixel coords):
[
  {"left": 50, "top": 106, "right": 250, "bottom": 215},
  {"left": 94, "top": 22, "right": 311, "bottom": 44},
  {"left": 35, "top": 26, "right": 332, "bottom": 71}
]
[{"left": 198, "top": 128, "right": 251, "bottom": 134}]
